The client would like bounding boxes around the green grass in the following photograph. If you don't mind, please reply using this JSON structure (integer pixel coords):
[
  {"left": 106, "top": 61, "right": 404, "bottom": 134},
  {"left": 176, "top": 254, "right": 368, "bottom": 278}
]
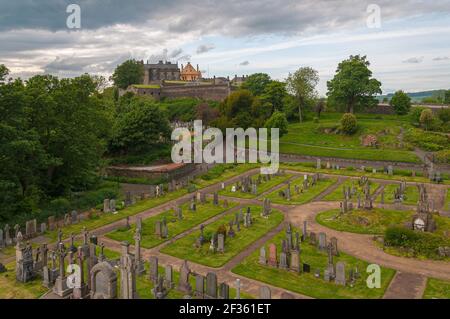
[
  {"left": 316, "top": 208, "right": 414, "bottom": 235},
  {"left": 322, "top": 179, "right": 380, "bottom": 201},
  {"left": 375, "top": 184, "right": 419, "bottom": 205},
  {"left": 106, "top": 199, "right": 237, "bottom": 249},
  {"left": 161, "top": 205, "right": 284, "bottom": 268},
  {"left": 132, "top": 84, "right": 161, "bottom": 89},
  {"left": 280, "top": 163, "right": 450, "bottom": 185},
  {"left": 219, "top": 173, "right": 292, "bottom": 199},
  {"left": 0, "top": 262, "right": 49, "bottom": 299},
  {"left": 265, "top": 176, "right": 337, "bottom": 205},
  {"left": 277, "top": 113, "right": 420, "bottom": 163},
  {"left": 423, "top": 278, "right": 450, "bottom": 299},
  {"left": 445, "top": 189, "right": 450, "bottom": 211},
  {"left": 232, "top": 227, "right": 396, "bottom": 299}
]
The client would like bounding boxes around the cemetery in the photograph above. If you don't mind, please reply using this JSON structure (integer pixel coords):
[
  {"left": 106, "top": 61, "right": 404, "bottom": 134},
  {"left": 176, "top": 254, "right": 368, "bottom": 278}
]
[
  {"left": 160, "top": 205, "right": 284, "bottom": 267},
  {"left": 265, "top": 174, "right": 337, "bottom": 204},
  {"left": 232, "top": 225, "right": 396, "bottom": 299},
  {"left": 374, "top": 183, "right": 420, "bottom": 205},
  {"left": 423, "top": 278, "right": 450, "bottom": 299},
  {"left": 218, "top": 172, "right": 292, "bottom": 199},
  {"left": 106, "top": 197, "right": 237, "bottom": 248},
  {"left": 322, "top": 177, "right": 380, "bottom": 202}
]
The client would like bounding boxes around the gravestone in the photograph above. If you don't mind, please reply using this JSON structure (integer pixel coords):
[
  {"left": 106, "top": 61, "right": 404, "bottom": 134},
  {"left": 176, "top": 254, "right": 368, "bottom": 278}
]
[
  {"left": 318, "top": 232, "right": 327, "bottom": 250},
  {"left": 164, "top": 265, "right": 174, "bottom": 289},
  {"left": 205, "top": 272, "right": 218, "bottom": 299},
  {"left": 40, "top": 223, "right": 47, "bottom": 234},
  {"left": 178, "top": 260, "right": 192, "bottom": 293},
  {"left": 259, "top": 286, "right": 271, "bottom": 299},
  {"left": 71, "top": 210, "right": 78, "bottom": 224},
  {"left": 303, "top": 263, "right": 311, "bottom": 273},
  {"left": 213, "top": 192, "right": 219, "bottom": 206},
  {"left": 335, "top": 261, "right": 346, "bottom": 286},
  {"left": 90, "top": 261, "right": 118, "bottom": 299},
  {"left": 330, "top": 237, "right": 339, "bottom": 256},
  {"left": 259, "top": 246, "right": 267, "bottom": 265},
  {"left": 268, "top": 243, "right": 278, "bottom": 267},
  {"left": 155, "top": 221, "right": 162, "bottom": 237},
  {"left": 48, "top": 216, "right": 56, "bottom": 231},
  {"left": 149, "top": 256, "right": 158, "bottom": 283},
  {"left": 110, "top": 199, "right": 116, "bottom": 212},
  {"left": 279, "top": 252, "right": 288, "bottom": 269},
  {"left": 219, "top": 282, "right": 230, "bottom": 299},
  {"left": 316, "top": 158, "right": 321, "bottom": 169},
  {"left": 195, "top": 274, "right": 205, "bottom": 298},
  {"left": 25, "top": 219, "right": 37, "bottom": 238},
  {"left": 103, "top": 199, "right": 111, "bottom": 213},
  {"left": 289, "top": 250, "right": 300, "bottom": 273},
  {"left": 0, "top": 229, "right": 3, "bottom": 248},
  {"left": 235, "top": 279, "right": 241, "bottom": 299},
  {"left": 217, "top": 234, "right": 225, "bottom": 253}
]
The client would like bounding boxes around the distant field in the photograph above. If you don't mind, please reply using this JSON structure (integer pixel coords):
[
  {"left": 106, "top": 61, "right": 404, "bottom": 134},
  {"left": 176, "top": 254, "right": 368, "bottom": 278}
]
[{"left": 278, "top": 113, "right": 420, "bottom": 163}]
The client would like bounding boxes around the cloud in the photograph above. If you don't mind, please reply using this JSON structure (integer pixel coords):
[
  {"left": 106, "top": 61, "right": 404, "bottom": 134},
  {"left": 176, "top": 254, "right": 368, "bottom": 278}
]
[
  {"left": 433, "top": 56, "right": 449, "bottom": 61},
  {"left": 402, "top": 56, "right": 424, "bottom": 64},
  {"left": 196, "top": 44, "right": 215, "bottom": 54},
  {"left": 239, "top": 61, "right": 250, "bottom": 66}
]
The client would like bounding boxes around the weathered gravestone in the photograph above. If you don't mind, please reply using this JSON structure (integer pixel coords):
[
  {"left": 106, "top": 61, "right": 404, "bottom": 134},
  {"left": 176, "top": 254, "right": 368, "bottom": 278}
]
[
  {"left": 149, "top": 256, "right": 158, "bottom": 283},
  {"left": 205, "top": 272, "right": 218, "bottom": 299},
  {"left": 217, "top": 234, "right": 225, "bottom": 253},
  {"left": 164, "top": 265, "right": 174, "bottom": 289},
  {"left": 178, "top": 260, "right": 192, "bottom": 293},
  {"left": 90, "top": 261, "right": 118, "bottom": 299},
  {"left": 279, "top": 252, "right": 288, "bottom": 269},
  {"left": 268, "top": 243, "right": 278, "bottom": 267},
  {"left": 195, "top": 274, "right": 205, "bottom": 298},
  {"left": 219, "top": 282, "right": 230, "bottom": 299},
  {"left": 259, "top": 246, "right": 267, "bottom": 265},
  {"left": 290, "top": 250, "right": 300, "bottom": 273},
  {"left": 318, "top": 232, "right": 327, "bottom": 250},
  {"left": 103, "top": 199, "right": 111, "bottom": 213},
  {"left": 25, "top": 219, "right": 37, "bottom": 238},
  {"left": 335, "top": 261, "right": 346, "bottom": 286}
]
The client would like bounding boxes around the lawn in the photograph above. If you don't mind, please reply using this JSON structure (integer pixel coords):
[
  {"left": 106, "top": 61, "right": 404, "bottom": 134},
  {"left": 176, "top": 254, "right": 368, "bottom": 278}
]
[
  {"left": 265, "top": 176, "right": 337, "bottom": 205},
  {"left": 423, "top": 278, "right": 450, "bottom": 299},
  {"left": 231, "top": 227, "right": 396, "bottom": 299},
  {"left": 106, "top": 199, "right": 237, "bottom": 249},
  {"left": 219, "top": 173, "right": 292, "bottom": 199},
  {"left": 375, "top": 184, "right": 419, "bottom": 205},
  {"left": 160, "top": 205, "right": 285, "bottom": 268},
  {"left": 315, "top": 208, "right": 414, "bottom": 235},
  {"left": 322, "top": 179, "right": 380, "bottom": 201},
  {"left": 445, "top": 189, "right": 450, "bottom": 211},
  {"left": 280, "top": 163, "right": 450, "bottom": 185},
  {"left": 277, "top": 113, "right": 420, "bottom": 163},
  {"left": 0, "top": 262, "right": 49, "bottom": 299}
]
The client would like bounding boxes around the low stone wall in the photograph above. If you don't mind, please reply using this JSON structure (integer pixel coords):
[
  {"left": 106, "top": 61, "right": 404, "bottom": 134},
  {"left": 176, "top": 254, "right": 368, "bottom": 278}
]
[
  {"left": 105, "top": 163, "right": 197, "bottom": 180},
  {"left": 161, "top": 84, "right": 230, "bottom": 101}
]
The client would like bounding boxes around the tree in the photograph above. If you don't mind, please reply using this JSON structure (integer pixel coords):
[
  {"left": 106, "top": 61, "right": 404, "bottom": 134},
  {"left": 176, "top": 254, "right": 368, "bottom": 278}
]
[
  {"left": 341, "top": 113, "right": 357, "bottom": 135},
  {"left": 327, "top": 55, "right": 382, "bottom": 113},
  {"left": 315, "top": 98, "right": 326, "bottom": 118},
  {"left": 419, "top": 109, "right": 434, "bottom": 131},
  {"left": 241, "top": 73, "right": 271, "bottom": 96},
  {"left": 0, "top": 64, "right": 9, "bottom": 83},
  {"left": 264, "top": 111, "right": 289, "bottom": 137},
  {"left": 445, "top": 90, "right": 450, "bottom": 104},
  {"left": 111, "top": 59, "right": 144, "bottom": 89},
  {"left": 286, "top": 67, "right": 319, "bottom": 123},
  {"left": 111, "top": 97, "right": 171, "bottom": 154},
  {"left": 261, "top": 80, "right": 287, "bottom": 114},
  {"left": 390, "top": 90, "right": 411, "bottom": 115},
  {"left": 196, "top": 102, "right": 219, "bottom": 125}
]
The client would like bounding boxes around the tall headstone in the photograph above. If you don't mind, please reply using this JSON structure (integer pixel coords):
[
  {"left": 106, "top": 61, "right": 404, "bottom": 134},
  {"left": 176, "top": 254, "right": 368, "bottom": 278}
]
[
  {"left": 335, "top": 261, "right": 346, "bottom": 286},
  {"left": 219, "top": 282, "right": 230, "bottom": 299},
  {"left": 119, "top": 242, "right": 138, "bottom": 299},
  {"left": 103, "top": 199, "right": 111, "bottom": 213},
  {"left": 259, "top": 286, "right": 271, "bottom": 299},
  {"left": 259, "top": 246, "right": 267, "bottom": 265},
  {"left": 318, "top": 232, "right": 327, "bottom": 250},
  {"left": 149, "top": 256, "right": 159, "bottom": 284},
  {"left": 178, "top": 260, "right": 192, "bottom": 293},
  {"left": 195, "top": 274, "right": 205, "bottom": 298},
  {"left": 268, "top": 243, "right": 277, "bottom": 267},
  {"left": 205, "top": 272, "right": 218, "bottom": 299},
  {"left": 164, "top": 265, "right": 174, "bottom": 289},
  {"left": 217, "top": 234, "right": 225, "bottom": 253},
  {"left": 289, "top": 250, "right": 300, "bottom": 273}
]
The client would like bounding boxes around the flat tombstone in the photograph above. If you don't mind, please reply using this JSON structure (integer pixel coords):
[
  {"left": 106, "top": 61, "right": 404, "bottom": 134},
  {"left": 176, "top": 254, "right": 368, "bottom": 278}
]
[
  {"left": 195, "top": 274, "right": 205, "bottom": 297},
  {"left": 206, "top": 272, "right": 218, "bottom": 299},
  {"left": 335, "top": 262, "right": 346, "bottom": 286},
  {"left": 259, "top": 286, "right": 271, "bottom": 299},
  {"left": 149, "top": 256, "right": 158, "bottom": 283},
  {"left": 268, "top": 244, "right": 277, "bottom": 267}
]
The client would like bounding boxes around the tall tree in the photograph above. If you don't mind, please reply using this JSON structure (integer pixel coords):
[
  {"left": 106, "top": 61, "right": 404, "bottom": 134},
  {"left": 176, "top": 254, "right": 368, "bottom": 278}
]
[
  {"left": 111, "top": 59, "right": 144, "bottom": 89},
  {"left": 327, "top": 55, "right": 381, "bottom": 113},
  {"left": 261, "top": 80, "right": 287, "bottom": 114},
  {"left": 241, "top": 73, "right": 271, "bottom": 96},
  {"left": 286, "top": 67, "right": 319, "bottom": 123}
]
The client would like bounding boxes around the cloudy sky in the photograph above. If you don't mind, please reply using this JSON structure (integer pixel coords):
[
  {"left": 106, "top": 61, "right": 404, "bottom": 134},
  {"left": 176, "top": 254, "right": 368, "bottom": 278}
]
[{"left": 1, "top": 0, "right": 450, "bottom": 94}]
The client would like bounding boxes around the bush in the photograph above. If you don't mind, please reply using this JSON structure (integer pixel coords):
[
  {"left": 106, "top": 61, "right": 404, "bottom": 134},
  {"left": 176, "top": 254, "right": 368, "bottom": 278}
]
[
  {"left": 409, "top": 107, "right": 427, "bottom": 126},
  {"left": 437, "top": 107, "right": 450, "bottom": 123},
  {"left": 48, "top": 198, "right": 71, "bottom": 215},
  {"left": 419, "top": 109, "right": 434, "bottom": 131},
  {"left": 264, "top": 111, "right": 289, "bottom": 137},
  {"left": 435, "top": 150, "right": 450, "bottom": 164},
  {"left": 390, "top": 90, "right": 411, "bottom": 115},
  {"left": 340, "top": 113, "right": 357, "bottom": 135}
]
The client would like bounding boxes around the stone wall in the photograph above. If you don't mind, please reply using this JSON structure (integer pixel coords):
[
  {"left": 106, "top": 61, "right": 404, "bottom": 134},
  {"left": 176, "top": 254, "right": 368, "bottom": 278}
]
[
  {"left": 161, "top": 84, "right": 231, "bottom": 101},
  {"left": 105, "top": 163, "right": 197, "bottom": 180}
]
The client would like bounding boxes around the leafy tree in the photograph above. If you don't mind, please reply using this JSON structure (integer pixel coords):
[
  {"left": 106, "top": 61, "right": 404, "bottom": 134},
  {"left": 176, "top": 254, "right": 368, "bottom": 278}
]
[
  {"left": 327, "top": 55, "right": 382, "bottom": 113},
  {"left": 261, "top": 80, "right": 287, "bottom": 113},
  {"left": 264, "top": 111, "right": 289, "bottom": 137},
  {"left": 419, "top": 109, "right": 434, "bottom": 131},
  {"left": 390, "top": 90, "right": 411, "bottom": 115},
  {"left": 0, "top": 64, "right": 9, "bottom": 83},
  {"left": 241, "top": 73, "right": 271, "bottom": 96},
  {"left": 111, "top": 59, "right": 144, "bottom": 89},
  {"left": 196, "top": 102, "right": 219, "bottom": 125},
  {"left": 445, "top": 90, "right": 450, "bottom": 104},
  {"left": 111, "top": 97, "right": 171, "bottom": 154},
  {"left": 341, "top": 113, "right": 357, "bottom": 135},
  {"left": 286, "top": 67, "right": 319, "bottom": 123},
  {"left": 437, "top": 107, "right": 450, "bottom": 123}
]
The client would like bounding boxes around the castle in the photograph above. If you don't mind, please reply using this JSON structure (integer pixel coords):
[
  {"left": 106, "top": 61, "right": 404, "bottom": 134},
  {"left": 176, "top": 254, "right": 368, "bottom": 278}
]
[{"left": 128, "top": 60, "right": 248, "bottom": 101}]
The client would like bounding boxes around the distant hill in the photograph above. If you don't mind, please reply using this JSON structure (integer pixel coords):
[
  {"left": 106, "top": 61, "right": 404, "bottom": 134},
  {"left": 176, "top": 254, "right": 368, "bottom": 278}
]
[{"left": 377, "top": 89, "right": 447, "bottom": 103}]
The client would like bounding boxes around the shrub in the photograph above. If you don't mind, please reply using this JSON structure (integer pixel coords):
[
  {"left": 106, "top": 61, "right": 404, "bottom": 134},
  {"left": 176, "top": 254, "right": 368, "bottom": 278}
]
[
  {"left": 340, "top": 113, "right": 357, "bottom": 135},
  {"left": 437, "top": 107, "right": 450, "bottom": 123},
  {"left": 409, "top": 107, "right": 427, "bottom": 126},
  {"left": 390, "top": 90, "right": 411, "bottom": 115},
  {"left": 264, "top": 111, "right": 289, "bottom": 137},
  {"left": 48, "top": 198, "right": 71, "bottom": 215},
  {"left": 435, "top": 150, "right": 450, "bottom": 164},
  {"left": 419, "top": 109, "right": 434, "bottom": 131}
]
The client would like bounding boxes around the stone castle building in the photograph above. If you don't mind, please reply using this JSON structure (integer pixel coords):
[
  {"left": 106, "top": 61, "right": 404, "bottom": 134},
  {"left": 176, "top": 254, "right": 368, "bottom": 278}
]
[{"left": 141, "top": 60, "right": 181, "bottom": 84}]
